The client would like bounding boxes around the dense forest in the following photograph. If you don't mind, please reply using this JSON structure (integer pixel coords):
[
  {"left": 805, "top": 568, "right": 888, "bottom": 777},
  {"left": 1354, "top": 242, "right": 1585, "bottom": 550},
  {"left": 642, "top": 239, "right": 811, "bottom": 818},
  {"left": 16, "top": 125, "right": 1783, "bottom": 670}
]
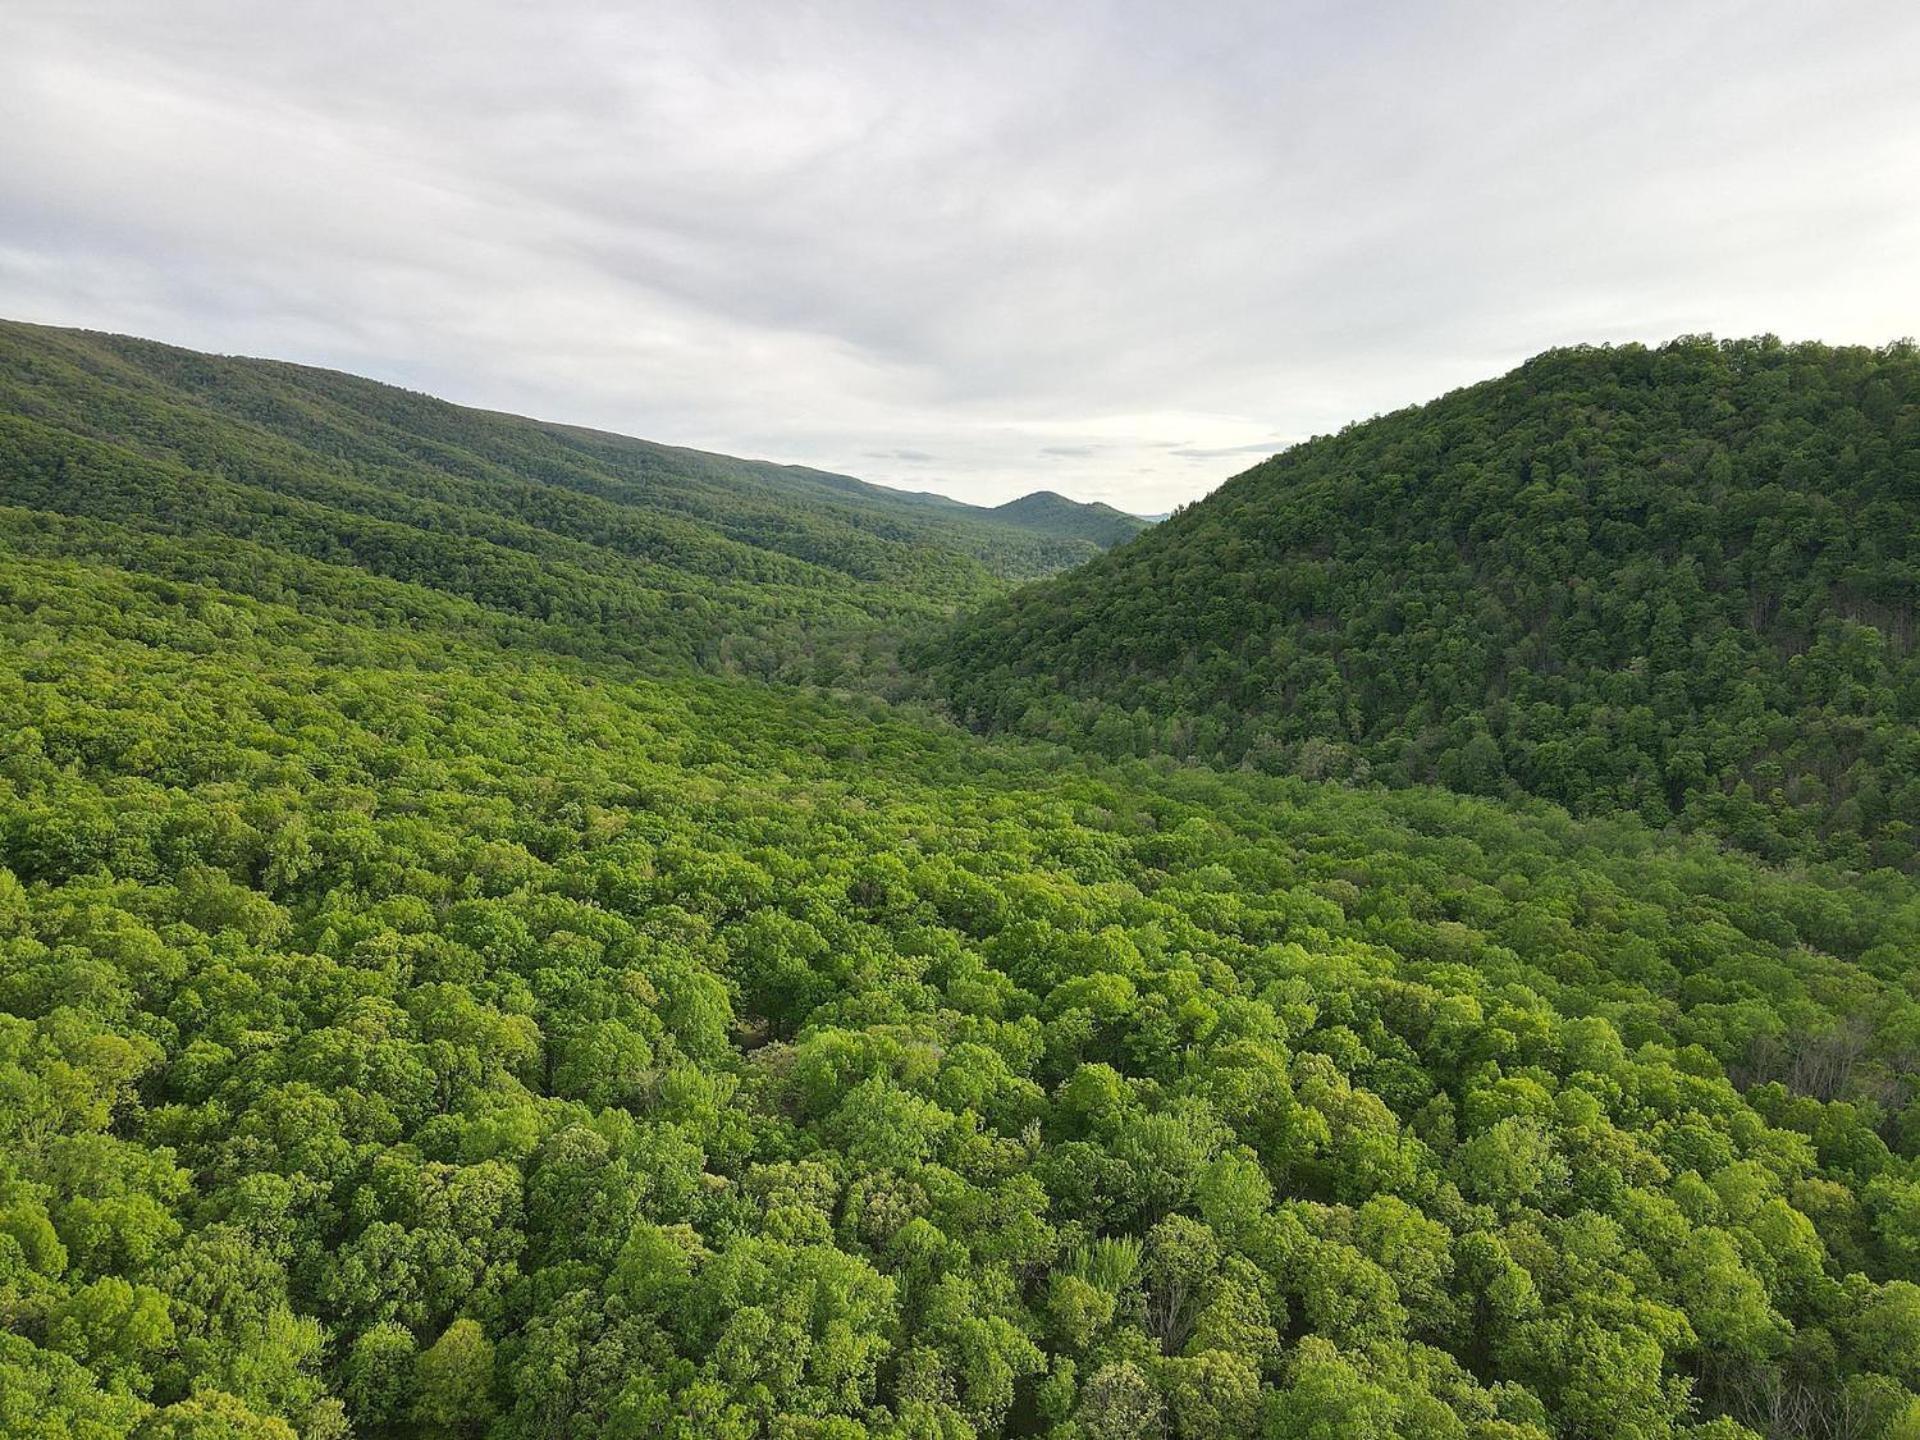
[
  {"left": 0, "top": 322, "right": 1140, "bottom": 687},
  {"left": 921, "top": 337, "right": 1920, "bottom": 872},
  {"left": 6, "top": 326, "right": 1920, "bottom": 1440}
]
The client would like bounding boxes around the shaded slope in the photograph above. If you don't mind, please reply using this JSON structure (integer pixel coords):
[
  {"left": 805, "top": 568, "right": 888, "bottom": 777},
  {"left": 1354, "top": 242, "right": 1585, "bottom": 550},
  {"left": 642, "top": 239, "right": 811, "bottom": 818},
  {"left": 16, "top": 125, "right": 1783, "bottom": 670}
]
[{"left": 921, "top": 336, "right": 1920, "bottom": 868}]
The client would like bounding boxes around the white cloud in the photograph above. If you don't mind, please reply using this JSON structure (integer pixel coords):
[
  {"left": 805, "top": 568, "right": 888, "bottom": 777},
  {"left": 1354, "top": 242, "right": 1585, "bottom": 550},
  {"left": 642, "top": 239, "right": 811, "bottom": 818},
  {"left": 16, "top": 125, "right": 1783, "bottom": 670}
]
[{"left": 3, "top": 0, "right": 1917, "bottom": 512}]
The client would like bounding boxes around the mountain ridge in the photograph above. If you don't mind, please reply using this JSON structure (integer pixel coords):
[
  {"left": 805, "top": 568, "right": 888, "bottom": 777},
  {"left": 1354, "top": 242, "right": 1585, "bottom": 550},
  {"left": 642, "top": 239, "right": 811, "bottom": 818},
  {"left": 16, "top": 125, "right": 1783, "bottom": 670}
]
[
  {"left": 0, "top": 318, "right": 1138, "bottom": 683},
  {"left": 2, "top": 317, "right": 1140, "bottom": 551}
]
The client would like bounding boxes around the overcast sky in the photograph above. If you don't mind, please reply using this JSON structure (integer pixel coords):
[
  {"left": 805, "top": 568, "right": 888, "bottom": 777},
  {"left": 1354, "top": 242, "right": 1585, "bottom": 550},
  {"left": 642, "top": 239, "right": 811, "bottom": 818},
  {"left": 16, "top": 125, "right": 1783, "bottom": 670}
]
[{"left": 5, "top": 2, "right": 1918, "bottom": 512}]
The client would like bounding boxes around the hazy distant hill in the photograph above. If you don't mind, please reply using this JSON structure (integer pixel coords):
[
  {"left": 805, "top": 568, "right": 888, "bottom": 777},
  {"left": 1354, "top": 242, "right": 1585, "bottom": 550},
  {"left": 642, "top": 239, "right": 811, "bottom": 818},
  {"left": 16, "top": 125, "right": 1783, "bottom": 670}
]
[
  {"left": 923, "top": 335, "right": 1920, "bottom": 868},
  {"left": 0, "top": 320, "right": 1127, "bottom": 680},
  {"left": 989, "top": 488, "right": 1150, "bottom": 547}
]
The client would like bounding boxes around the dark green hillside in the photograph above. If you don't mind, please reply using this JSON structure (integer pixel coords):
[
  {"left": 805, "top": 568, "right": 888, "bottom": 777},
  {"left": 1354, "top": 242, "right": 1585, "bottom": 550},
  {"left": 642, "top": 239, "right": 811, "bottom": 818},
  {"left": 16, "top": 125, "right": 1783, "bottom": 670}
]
[
  {"left": 991, "top": 490, "right": 1151, "bottom": 548},
  {"left": 922, "top": 337, "right": 1920, "bottom": 869},
  {"left": 0, "top": 321, "right": 1119, "bottom": 683}
]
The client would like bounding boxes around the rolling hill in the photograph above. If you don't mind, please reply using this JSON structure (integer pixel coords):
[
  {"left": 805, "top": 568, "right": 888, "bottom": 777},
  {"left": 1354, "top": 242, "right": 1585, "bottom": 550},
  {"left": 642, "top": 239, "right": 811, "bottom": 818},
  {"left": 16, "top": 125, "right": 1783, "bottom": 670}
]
[
  {"left": 0, "top": 320, "right": 1136, "bottom": 684},
  {"left": 921, "top": 336, "right": 1920, "bottom": 869}
]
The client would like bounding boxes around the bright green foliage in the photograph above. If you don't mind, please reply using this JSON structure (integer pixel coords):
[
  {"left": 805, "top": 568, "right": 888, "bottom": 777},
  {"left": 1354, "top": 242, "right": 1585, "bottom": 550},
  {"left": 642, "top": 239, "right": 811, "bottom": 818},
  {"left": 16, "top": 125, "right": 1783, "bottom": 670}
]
[
  {"left": 4, "top": 329, "right": 1920, "bottom": 1440},
  {"left": 413, "top": 1319, "right": 495, "bottom": 1435},
  {"left": 923, "top": 336, "right": 1920, "bottom": 869}
]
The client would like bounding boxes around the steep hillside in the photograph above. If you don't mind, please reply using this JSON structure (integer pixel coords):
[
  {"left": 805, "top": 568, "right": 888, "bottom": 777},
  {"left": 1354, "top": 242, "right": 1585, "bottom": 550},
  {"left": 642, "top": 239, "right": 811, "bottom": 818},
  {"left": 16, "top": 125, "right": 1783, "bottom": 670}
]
[
  {"left": 922, "top": 337, "right": 1920, "bottom": 869},
  {"left": 0, "top": 321, "right": 1123, "bottom": 684},
  {"left": 991, "top": 489, "right": 1151, "bottom": 547}
]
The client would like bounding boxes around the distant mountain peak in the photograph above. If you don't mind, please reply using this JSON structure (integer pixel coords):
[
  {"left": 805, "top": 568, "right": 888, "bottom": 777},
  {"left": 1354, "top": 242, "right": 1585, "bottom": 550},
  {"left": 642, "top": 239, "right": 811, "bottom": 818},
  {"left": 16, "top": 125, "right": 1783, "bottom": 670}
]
[{"left": 987, "top": 490, "right": 1148, "bottom": 547}]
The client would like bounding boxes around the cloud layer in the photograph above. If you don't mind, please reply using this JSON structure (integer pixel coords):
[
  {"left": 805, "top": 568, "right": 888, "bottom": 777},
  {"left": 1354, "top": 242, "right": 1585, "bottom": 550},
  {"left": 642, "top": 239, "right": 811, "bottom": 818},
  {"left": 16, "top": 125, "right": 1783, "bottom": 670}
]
[{"left": 5, "top": 1, "right": 1918, "bottom": 510}]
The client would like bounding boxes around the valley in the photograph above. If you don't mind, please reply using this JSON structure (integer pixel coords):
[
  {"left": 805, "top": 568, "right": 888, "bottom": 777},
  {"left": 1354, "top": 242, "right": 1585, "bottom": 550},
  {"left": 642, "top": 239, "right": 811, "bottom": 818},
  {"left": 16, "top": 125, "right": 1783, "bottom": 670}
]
[{"left": 2, "top": 326, "right": 1919, "bottom": 1440}]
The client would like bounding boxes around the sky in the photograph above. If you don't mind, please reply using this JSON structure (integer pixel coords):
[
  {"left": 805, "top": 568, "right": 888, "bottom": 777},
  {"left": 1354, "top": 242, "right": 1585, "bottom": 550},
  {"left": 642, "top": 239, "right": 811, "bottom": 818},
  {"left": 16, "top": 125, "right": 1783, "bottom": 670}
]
[{"left": 4, "top": 3, "right": 1919, "bottom": 513}]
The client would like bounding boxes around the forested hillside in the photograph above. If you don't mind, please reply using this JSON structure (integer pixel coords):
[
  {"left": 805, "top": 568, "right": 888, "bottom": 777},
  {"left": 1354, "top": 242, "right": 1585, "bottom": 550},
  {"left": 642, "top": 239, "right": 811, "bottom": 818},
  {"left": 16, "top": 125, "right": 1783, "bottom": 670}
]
[
  {"left": 7, "top": 327, "right": 1920, "bottom": 1440},
  {"left": 0, "top": 322, "right": 1135, "bottom": 685},
  {"left": 922, "top": 337, "right": 1920, "bottom": 870},
  {"left": 989, "top": 492, "right": 1149, "bottom": 549}
]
